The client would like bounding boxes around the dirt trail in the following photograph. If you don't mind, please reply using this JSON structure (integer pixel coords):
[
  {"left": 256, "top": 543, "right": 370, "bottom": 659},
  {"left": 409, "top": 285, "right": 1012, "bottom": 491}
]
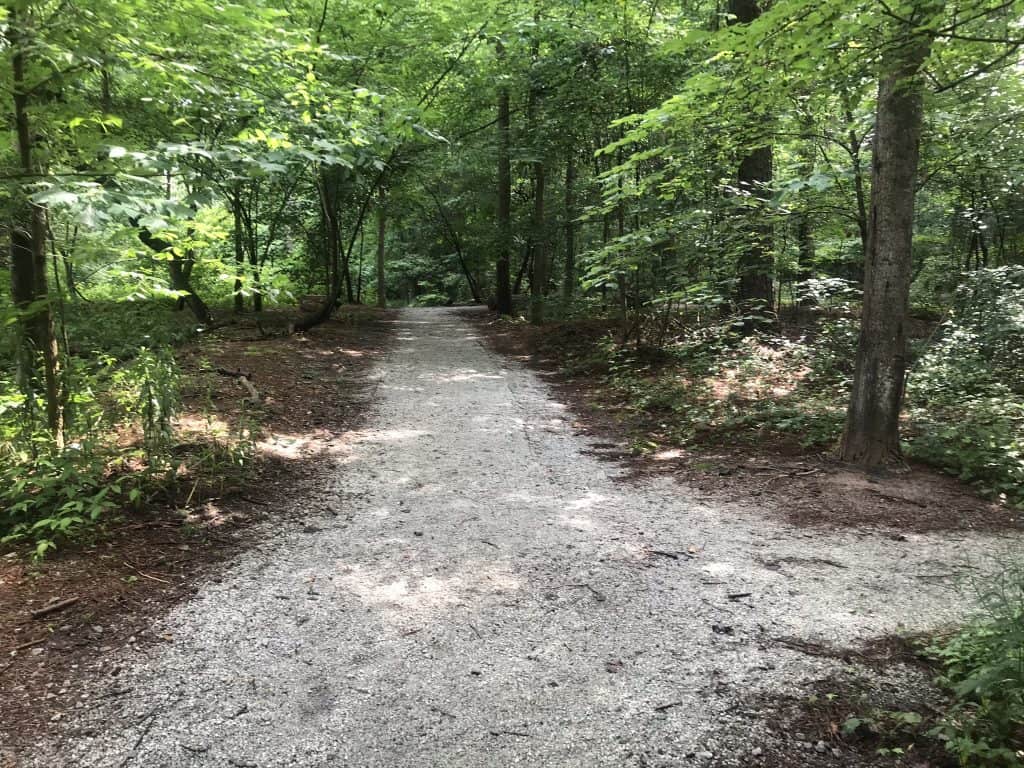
[{"left": 27, "top": 307, "right": 1017, "bottom": 767}]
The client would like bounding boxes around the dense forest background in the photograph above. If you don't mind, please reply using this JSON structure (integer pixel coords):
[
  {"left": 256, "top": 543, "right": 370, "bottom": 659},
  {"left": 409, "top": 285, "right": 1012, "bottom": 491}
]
[
  {"left": 1, "top": 0, "right": 1023, "bottom": 550},
  {"left": 3, "top": 2, "right": 1024, "bottom": 763}
]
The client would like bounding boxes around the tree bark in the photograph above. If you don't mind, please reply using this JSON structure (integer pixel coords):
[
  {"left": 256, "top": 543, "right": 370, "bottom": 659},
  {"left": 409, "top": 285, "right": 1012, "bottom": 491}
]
[
  {"left": 730, "top": 0, "right": 774, "bottom": 319},
  {"left": 839, "top": 25, "right": 936, "bottom": 467},
  {"left": 231, "top": 189, "right": 245, "bottom": 313},
  {"left": 136, "top": 228, "right": 213, "bottom": 325},
  {"left": 494, "top": 40, "right": 513, "bottom": 315},
  {"left": 376, "top": 187, "right": 387, "bottom": 308},
  {"left": 529, "top": 160, "right": 547, "bottom": 324},
  {"left": 563, "top": 152, "right": 576, "bottom": 299},
  {"left": 10, "top": 9, "right": 63, "bottom": 445}
]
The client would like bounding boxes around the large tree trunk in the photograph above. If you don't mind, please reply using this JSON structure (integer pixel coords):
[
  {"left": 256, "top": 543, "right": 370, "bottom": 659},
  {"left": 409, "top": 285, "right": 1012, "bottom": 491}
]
[
  {"left": 839, "top": 27, "right": 935, "bottom": 466},
  {"left": 376, "top": 188, "right": 387, "bottom": 309},
  {"left": 562, "top": 152, "right": 576, "bottom": 299},
  {"left": 730, "top": 0, "right": 774, "bottom": 318},
  {"left": 494, "top": 40, "right": 513, "bottom": 316},
  {"left": 10, "top": 10, "right": 63, "bottom": 445}
]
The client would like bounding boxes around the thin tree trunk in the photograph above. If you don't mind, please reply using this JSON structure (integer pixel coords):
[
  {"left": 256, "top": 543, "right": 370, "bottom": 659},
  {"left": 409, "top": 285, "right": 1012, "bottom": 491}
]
[
  {"left": 843, "top": 98, "right": 869, "bottom": 272},
  {"left": 839, "top": 23, "right": 936, "bottom": 466},
  {"left": 563, "top": 152, "right": 576, "bottom": 299},
  {"left": 231, "top": 189, "right": 245, "bottom": 313},
  {"left": 730, "top": 0, "right": 774, "bottom": 319},
  {"left": 494, "top": 40, "right": 513, "bottom": 315},
  {"left": 10, "top": 10, "right": 63, "bottom": 445},
  {"left": 376, "top": 188, "right": 387, "bottom": 308},
  {"left": 354, "top": 224, "right": 363, "bottom": 304},
  {"left": 136, "top": 228, "right": 213, "bottom": 325},
  {"left": 529, "top": 160, "right": 547, "bottom": 324}
]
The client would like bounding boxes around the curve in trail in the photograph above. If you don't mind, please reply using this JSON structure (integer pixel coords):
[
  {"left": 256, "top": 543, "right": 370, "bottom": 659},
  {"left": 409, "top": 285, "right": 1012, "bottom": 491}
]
[{"left": 37, "top": 307, "right": 1012, "bottom": 767}]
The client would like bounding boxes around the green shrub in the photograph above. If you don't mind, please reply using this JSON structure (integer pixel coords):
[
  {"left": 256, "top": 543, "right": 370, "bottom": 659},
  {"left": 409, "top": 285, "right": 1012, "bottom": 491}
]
[
  {"left": 906, "top": 268, "right": 1024, "bottom": 507},
  {"left": 1, "top": 345, "right": 181, "bottom": 555},
  {"left": 926, "top": 564, "right": 1024, "bottom": 766}
]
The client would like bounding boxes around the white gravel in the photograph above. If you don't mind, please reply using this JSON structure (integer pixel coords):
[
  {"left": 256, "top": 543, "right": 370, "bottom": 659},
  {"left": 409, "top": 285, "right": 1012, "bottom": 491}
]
[{"left": 26, "top": 307, "right": 1018, "bottom": 767}]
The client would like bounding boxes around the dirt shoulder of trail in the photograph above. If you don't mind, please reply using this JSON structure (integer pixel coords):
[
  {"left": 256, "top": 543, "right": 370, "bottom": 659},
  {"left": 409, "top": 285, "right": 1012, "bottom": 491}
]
[
  {"left": 462, "top": 309, "right": 1020, "bottom": 536},
  {"left": 0, "top": 307, "right": 393, "bottom": 759}
]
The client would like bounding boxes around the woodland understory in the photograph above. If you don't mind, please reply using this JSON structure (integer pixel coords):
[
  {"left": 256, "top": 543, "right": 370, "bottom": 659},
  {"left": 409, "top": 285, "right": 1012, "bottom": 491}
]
[{"left": 1, "top": 0, "right": 1024, "bottom": 765}]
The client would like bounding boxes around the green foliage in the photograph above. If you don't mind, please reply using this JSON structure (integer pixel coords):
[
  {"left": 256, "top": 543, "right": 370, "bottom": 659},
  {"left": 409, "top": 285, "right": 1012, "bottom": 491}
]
[
  {"left": 906, "top": 269, "right": 1024, "bottom": 507},
  {"left": 0, "top": 436, "right": 122, "bottom": 559},
  {"left": 842, "top": 708, "right": 926, "bottom": 758},
  {"left": 0, "top": 342, "right": 181, "bottom": 554},
  {"left": 925, "top": 565, "right": 1024, "bottom": 766}
]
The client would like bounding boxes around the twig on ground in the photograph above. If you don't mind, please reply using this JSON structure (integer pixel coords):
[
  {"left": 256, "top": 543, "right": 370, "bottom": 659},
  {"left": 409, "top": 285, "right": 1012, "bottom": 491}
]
[
  {"left": 123, "top": 562, "right": 172, "bottom": 585},
  {"left": 120, "top": 708, "right": 159, "bottom": 767},
  {"left": 30, "top": 596, "right": 80, "bottom": 619},
  {"left": 12, "top": 637, "right": 47, "bottom": 652},
  {"left": 654, "top": 701, "right": 684, "bottom": 712}
]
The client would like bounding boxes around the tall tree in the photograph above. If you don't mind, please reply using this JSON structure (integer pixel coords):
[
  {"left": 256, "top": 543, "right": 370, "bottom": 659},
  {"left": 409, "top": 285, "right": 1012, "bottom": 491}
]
[
  {"left": 840, "top": 7, "right": 940, "bottom": 465},
  {"left": 730, "top": 0, "right": 774, "bottom": 318},
  {"left": 494, "top": 38, "right": 514, "bottom": 316},
  {"left": 8, "top": 6, "right": 63, "bottom": 445}
]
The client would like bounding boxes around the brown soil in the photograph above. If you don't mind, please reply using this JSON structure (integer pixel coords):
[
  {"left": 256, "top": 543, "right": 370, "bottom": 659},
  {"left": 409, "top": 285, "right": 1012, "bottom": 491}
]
[
  {"left": 735, "top": 670, "right": 956, "bottom": 768},
  {"left": 0, "top": 307, "right": 393, "bottom": 758},
  {"left": 463, "top": 311, "right": 1020, "bottom": 534}
]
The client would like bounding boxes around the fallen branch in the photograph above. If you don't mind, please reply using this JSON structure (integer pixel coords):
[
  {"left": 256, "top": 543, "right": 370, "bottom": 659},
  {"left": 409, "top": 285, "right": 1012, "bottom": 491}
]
[
  {"left": 654, "top": 701, "right": 684, "bottom": 712},
  {"left": 123, "top": 561, "right": 172, "bottom": 585},
  {"left": 13, "top": 636, "right": 47, "bottom": 652},
  {"left": 210, "top": 367, "right": 260, "bottom": 402},
  {"left": 30, "top": 596, "right": 80, "bottom": 619}
]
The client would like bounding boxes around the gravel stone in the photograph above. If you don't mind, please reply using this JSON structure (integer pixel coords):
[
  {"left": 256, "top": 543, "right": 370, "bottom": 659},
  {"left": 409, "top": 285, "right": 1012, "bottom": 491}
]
[{"left": 27, "top": 307, "right": 1021, "bottom": 767}]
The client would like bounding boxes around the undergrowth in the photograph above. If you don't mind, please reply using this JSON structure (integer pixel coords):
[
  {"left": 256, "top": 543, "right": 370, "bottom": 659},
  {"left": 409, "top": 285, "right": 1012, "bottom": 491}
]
[
  {"left": 839, "top": 565, "right": 1024, "bottom": 766},
  {"left": 1, "top": 301, "right": 257, "bottom": 557},
  {"left": 543, "top": 270, "right": 1024, "bottom": 508}
]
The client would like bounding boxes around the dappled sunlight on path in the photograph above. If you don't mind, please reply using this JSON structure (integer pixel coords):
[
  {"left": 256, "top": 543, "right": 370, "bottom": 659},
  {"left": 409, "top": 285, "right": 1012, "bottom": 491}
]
[{"left": 43, "top": 307, "right": 1022, "bottom": 768}]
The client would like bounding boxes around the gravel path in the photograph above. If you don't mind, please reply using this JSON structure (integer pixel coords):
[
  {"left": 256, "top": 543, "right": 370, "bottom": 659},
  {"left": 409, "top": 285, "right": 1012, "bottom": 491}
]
[{"left": 33, "top": 307, "right": 1016, "bottom": 767}]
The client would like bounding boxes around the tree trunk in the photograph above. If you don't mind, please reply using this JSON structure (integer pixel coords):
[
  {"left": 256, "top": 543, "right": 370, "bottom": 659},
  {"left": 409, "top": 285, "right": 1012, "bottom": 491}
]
[
  {"left": 563, "top": 152, "right": 576, "bottom": 299},
  {"left": 529, "top": 161, "right": 547, "bottom": 324},
  {"left": 231, "top": 189, "right": 245, "bottom": 313},
  {"left": 839, "top": 25, "right": 935, "bottom": 467},
  {"left": 376, "top": 188, "right": 387, "bottom": 308},
  {"left": 494, "top": 40, "right": 513, "bottom": 315},
  {"left": 843, "top": 99, "right": 870, "bottom": 269},
  {"left": 136, "top": 228, "right": 213, "bottom": 325},
  {"left": 730, "top": 0, "right": 774, "bottom": 318},
  {"left": 10, "top": 10, "right": 63, "bottom": 445}
]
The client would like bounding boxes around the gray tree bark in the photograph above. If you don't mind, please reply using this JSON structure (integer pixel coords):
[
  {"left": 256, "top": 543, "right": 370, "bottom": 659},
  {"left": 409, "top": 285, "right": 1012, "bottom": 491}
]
[{"left": 840, "top": 23, "right": 936, "bottom": 466}]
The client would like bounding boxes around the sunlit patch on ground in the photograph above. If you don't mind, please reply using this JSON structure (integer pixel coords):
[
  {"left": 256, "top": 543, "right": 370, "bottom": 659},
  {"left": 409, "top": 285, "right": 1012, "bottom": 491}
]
[{"left": 331, "top": 561, "right": 522, "bottom": 621}]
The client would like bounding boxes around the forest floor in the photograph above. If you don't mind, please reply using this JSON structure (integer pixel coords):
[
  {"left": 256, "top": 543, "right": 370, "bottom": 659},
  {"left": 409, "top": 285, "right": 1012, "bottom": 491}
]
[
  {"left": 461, "top": 310, "right": 1018, "bottom": 535},
  {"left": 0, "top": 306, "right": 392, "bottom": 767},
  {"left": 4, "top": 306, "right": 1022, "bottom": 768}
]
